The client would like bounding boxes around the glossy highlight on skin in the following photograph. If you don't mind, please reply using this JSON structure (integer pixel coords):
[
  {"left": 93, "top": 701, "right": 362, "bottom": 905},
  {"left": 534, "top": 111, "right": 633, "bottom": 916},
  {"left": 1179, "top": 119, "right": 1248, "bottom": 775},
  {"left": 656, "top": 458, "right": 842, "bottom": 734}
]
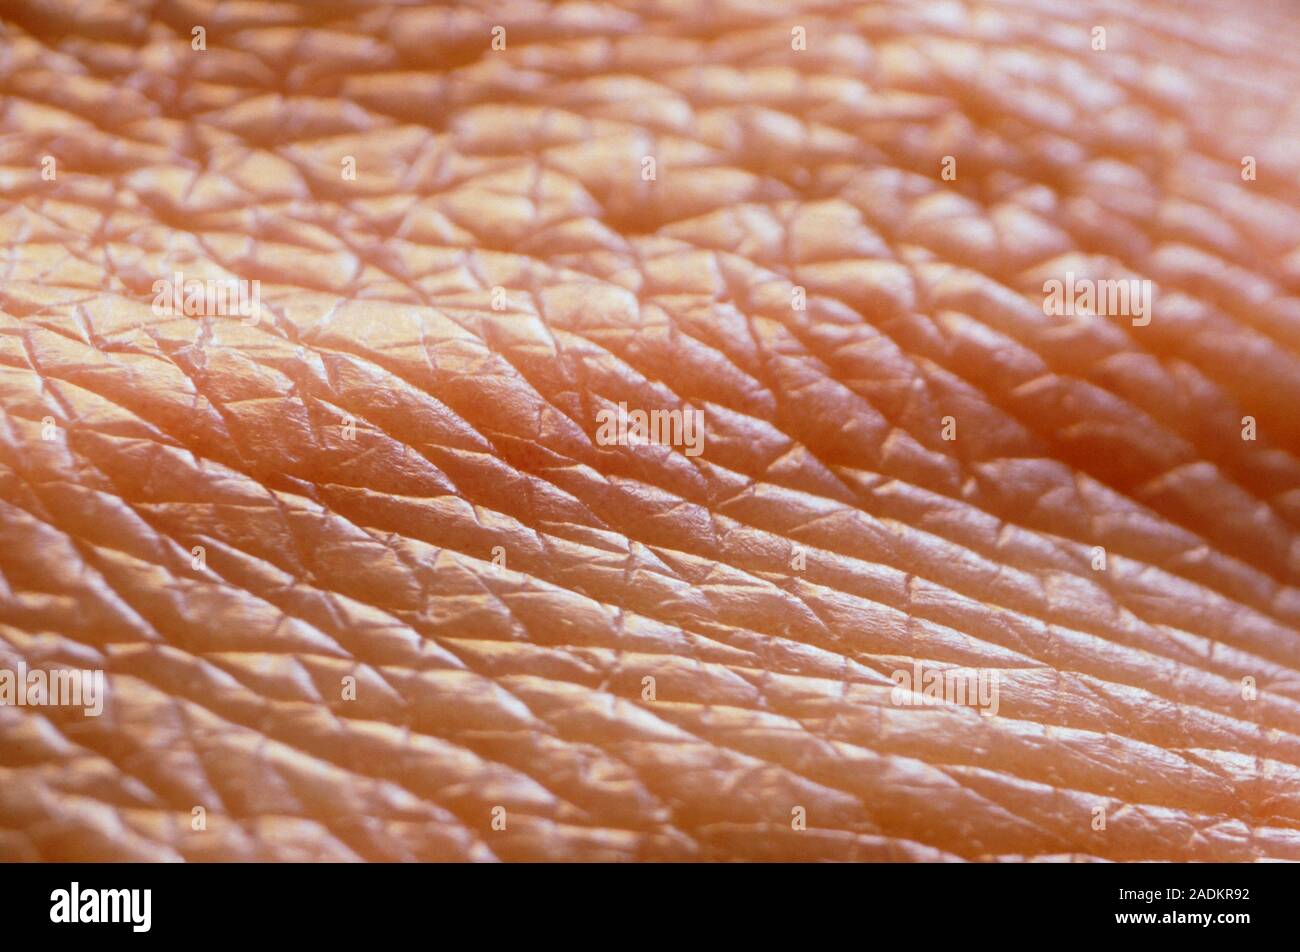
[{"left": 1, "top": 0, "right": 1300, "bottom": 862}]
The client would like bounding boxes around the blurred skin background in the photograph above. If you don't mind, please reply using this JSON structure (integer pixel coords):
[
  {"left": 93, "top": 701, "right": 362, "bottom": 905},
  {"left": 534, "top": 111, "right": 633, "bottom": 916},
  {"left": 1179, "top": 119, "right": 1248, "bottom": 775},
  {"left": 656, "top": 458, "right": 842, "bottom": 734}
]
[{"left": 2, "top": 0, "right": 1300, "bottom": 861}]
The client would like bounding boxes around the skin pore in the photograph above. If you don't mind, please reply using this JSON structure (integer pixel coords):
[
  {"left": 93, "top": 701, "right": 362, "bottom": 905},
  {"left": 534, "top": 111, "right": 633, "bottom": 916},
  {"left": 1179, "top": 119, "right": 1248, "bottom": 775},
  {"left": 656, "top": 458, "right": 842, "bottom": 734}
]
[{"left": 2, "top": 0, "right": 1300, "bottom": 861}]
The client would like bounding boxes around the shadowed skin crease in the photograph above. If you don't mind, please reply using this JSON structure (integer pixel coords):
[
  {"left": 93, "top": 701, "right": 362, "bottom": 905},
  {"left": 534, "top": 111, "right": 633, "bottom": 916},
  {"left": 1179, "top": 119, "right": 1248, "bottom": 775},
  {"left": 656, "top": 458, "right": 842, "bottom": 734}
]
[{"left": 2, "top": 0, "right": 1300, "bottom": 862}]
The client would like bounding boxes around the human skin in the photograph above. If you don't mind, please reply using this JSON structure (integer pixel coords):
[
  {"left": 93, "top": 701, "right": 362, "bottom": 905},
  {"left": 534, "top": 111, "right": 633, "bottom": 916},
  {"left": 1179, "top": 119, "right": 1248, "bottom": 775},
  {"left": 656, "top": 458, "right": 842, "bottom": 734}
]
[{"left": 2, "top": 0, "right": 1300, "bottom": 862}]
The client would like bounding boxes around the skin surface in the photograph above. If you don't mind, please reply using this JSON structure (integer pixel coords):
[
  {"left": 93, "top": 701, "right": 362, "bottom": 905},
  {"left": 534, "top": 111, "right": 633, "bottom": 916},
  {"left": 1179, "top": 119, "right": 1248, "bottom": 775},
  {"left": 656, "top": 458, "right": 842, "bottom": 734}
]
[{"left": 2, "top": 0, "right": 1300, "bottom": 862}]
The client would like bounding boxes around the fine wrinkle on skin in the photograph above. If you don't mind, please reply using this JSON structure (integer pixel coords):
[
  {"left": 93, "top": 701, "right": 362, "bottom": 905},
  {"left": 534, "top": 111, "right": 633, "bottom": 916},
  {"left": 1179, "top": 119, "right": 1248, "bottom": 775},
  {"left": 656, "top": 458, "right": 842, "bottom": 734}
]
[{"left": 1, "top": 0, "right": 1300, "bottom": 862}]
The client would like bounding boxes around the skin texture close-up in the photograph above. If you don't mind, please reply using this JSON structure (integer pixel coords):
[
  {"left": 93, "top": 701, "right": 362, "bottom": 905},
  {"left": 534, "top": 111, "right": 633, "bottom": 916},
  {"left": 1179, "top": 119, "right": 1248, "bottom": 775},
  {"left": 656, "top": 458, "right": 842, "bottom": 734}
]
[{"left": 2, "top": 0, "right": 1300, "bottom": 864}]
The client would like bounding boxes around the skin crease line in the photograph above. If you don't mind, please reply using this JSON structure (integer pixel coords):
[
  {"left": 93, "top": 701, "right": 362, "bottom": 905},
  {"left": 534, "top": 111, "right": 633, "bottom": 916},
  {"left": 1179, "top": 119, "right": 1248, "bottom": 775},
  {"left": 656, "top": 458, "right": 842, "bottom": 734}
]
[{"left": 1, "top": 0, "right": 1300, "bottom": 866}]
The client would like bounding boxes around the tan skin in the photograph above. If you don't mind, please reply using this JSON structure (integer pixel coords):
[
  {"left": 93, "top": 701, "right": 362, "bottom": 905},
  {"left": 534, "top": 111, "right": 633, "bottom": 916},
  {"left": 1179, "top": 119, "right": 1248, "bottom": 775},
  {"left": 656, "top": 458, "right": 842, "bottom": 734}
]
[{"left": 2, "top": 0, "right": 1300, "bottom": 861}]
